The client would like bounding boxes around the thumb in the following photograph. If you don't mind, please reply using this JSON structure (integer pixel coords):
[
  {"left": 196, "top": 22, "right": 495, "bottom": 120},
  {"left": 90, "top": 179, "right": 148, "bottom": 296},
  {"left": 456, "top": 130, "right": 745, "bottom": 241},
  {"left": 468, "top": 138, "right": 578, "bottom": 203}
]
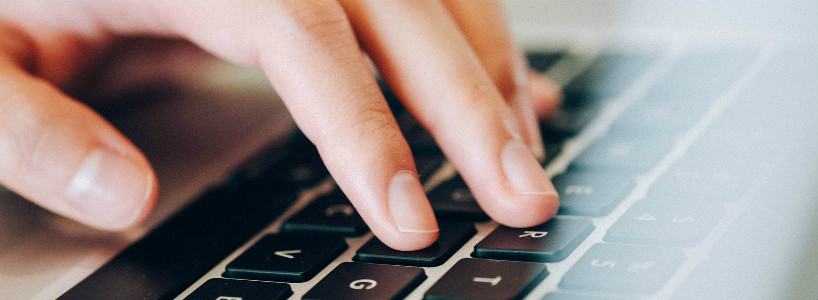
[{"left": 0, "top": 57, "right": 157, "bottom": 230}]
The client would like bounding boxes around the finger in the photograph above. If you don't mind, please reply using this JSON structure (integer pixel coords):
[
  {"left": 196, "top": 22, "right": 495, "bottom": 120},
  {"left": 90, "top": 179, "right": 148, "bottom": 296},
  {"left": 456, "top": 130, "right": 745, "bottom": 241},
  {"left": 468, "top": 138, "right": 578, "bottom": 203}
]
[
  {"left": 341, "top": 0, "right": 559, "bottom": 227},
  {"left": 529, "top": 70, "right": 563, "bottom": 118},
  {"left": 114, "top": 0, "right": 437, "bottom": 250},
  {"left": 251, "top": 2, "right": 439, "bottom": 251},
  {"left": 442, "top": 0, "right": 561, "bottom": 159},
  {"left": 24, "top": 0, "right": 438, "bottom": 250},
  {"left": 0, "top": 51, "right": 157, "bottom": 230}
]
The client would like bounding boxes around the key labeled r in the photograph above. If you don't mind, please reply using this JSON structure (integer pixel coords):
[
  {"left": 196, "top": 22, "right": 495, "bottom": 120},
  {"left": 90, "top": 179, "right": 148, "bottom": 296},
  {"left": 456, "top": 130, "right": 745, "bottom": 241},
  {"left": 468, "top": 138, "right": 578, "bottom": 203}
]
[{"left": 519, "top": 231, "right": 548, "bottom": 238}]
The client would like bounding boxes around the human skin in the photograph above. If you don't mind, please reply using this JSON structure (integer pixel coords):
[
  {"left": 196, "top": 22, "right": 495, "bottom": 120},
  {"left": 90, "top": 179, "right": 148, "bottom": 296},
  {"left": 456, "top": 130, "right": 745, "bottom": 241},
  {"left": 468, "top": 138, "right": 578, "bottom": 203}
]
[{"left": 0, "top": 0, "right": 560, "bottom": 251}]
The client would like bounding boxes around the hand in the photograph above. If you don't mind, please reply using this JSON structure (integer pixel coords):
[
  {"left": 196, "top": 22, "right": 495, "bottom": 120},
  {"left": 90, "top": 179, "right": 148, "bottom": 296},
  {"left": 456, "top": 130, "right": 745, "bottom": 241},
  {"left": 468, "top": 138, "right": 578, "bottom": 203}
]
[{"left": 0, "top": 0, "right": 561, "bottom": 251}]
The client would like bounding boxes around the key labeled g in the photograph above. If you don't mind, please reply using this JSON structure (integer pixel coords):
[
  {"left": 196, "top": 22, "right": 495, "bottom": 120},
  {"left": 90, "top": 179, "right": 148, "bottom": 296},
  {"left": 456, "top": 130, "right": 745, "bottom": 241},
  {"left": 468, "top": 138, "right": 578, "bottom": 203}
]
[{"left": 349, "top": 279, "right": 377, "bottom": 290}]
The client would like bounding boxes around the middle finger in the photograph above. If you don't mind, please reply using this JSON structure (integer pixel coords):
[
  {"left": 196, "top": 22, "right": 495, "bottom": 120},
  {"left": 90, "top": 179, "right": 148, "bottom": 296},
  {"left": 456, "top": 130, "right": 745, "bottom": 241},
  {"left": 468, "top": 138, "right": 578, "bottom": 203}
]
[{"left": 341, "top": 0, "right": 559, "bottom": 227}]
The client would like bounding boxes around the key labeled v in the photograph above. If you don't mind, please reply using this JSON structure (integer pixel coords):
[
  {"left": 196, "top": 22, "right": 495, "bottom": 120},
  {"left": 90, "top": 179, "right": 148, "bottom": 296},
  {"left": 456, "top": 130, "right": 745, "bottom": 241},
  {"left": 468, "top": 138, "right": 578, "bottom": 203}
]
[{"left": 274, "top": 249, "right": 302, "bottom": 259}]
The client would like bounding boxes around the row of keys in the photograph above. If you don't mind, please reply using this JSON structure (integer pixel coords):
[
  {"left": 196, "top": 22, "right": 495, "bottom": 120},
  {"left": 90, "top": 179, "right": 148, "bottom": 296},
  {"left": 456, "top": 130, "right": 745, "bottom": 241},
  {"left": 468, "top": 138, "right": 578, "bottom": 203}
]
[
  {"left": 190, "top": 258, "right": 549, "bottom": 300},
  {"left": 192, "top": 242, "right": 686, "bottom": 300},
  {"left": 280, "top": 176, "right": 486, "bottom": 239},
  {"left": 226, "top": 216, "right": 592, "bottom": 283}
]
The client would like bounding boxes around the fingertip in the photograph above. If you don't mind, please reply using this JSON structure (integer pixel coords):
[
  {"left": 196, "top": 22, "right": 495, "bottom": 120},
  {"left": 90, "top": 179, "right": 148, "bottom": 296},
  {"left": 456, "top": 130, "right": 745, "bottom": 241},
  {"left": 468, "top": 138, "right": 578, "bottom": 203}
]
[
  {"left": 472, "top": 139, "right": 560, "bottom": 228},
  {"left": 377, "top": 230, "right": 440, "bottom": 252},
  {"left": 365, "top": 170, "right": 439, "bottom": 252},
  {"left": 487, "top": 192, "right": 559, "bottom": 228},
  {"left": 65, "top": 148, "right": 158, "bottom": 231}
]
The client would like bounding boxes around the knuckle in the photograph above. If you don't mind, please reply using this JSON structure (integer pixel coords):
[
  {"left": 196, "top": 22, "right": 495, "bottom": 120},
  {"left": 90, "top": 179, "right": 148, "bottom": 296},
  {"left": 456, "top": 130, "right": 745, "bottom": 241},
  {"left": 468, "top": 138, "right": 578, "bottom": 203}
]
[
  {"left": 0, "top": 79, "right": 87, "bottom": 182},
  {"left": 279, "top": 0, "right": 351, "bottom": 43},
  {"left": 457, "top": 71, "right": 502, "bottom": 111},
  {"left": 351, "top": 102, "right": 401, "bottom": 140},
  {"left": 0, "top": 97, "right": 53, "bottom": 178}
]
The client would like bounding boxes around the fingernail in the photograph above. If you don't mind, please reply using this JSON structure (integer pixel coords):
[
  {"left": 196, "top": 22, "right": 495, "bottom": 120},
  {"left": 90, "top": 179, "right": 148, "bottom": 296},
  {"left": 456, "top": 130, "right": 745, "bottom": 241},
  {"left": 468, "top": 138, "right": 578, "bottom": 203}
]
[
  {"left": 65, "top": 149, "right": 152, "bottom": 228},
  {"left": 501, "top": 139, "right": 557, "bottom": 196},
  {"left": 388, "top": 170, "right": 439, "bottom": 233}
]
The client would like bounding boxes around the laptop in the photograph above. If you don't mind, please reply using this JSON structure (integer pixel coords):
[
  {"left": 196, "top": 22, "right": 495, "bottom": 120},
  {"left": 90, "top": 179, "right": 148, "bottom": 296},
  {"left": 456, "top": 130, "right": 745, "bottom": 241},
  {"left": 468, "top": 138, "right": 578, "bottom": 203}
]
[{"left": 1, "top": 1, "right": 815, "bottom": 299}]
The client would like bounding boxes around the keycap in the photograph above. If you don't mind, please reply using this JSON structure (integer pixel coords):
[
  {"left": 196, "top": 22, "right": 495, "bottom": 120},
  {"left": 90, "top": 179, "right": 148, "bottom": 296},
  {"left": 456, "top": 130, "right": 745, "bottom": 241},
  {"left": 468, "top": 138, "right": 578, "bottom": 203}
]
[
  {"left": 527, "top": 52, "right": 565, "bottom": 72},
  {"left": 604, "top": 198, "right": 725, "bottom": 247},
  {"left": 540, "top": 106, "right": 600, "bottom": 138},
  {"left": 58, "top": 181, "right": 300, "bottom": 300},
  {"left": 559, "top": 88, "right": 607, "bottom": 111},
  {"left": 282, "top": 190, "right": 368, "bottom": 236},
  {"left": 303, "top": 262, "right": 426, "bottom": 300},
  {"left": 551, "top": 171, "right": 636, "bottom": 216},
  {"left": 570, "top": 133, "right": 673, "bottom": 171},
  {"left": 540, "top": 52, "right": 660, "bottom": 139},
  {"left": 685, "top": 130, "right": 770, "bottom": 167},
  {"left": 428, "top": 177, "right": 489, "bottom": 221},
  {"left": 424, "top": 258, "right": 548, "bottom": 300},
  {"left": 184, "top": 278, "right": 291, "bottom": 300},
  {"left": 565, "top": 53, "right": 657, "bottom": 97},
  {"left": 473, "top": 217, "right": 594, "bottom": 262},
  {"left": 648, "top": 162, "right": 751, "bottom": 202},
  {"left": 355, "top": 222, "right": 476, "bottom": 267},
  {"left": 611, "top": 99, "right": 710, "bottom": 134},
  {"left": 224, "top": 233, "right": 347, "bottom": 282},
  {"left": 246, "top": 139, "right": 328, "bottom": 187},
  {"left": 559, "top": 243, "right": 685, "bottom": 296}
]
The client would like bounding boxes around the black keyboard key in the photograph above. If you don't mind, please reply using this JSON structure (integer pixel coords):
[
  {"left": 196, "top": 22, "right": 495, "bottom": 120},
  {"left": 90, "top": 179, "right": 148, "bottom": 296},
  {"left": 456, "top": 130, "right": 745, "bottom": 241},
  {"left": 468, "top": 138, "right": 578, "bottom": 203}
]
[
  {"left": 647, "top": 51, "right": 757, "bottom": 103},
  {"left": 282, "top": 190, "right": 368, "bottom": 236},
  {"left": 355, "top": 222, "right": 476, "bottom": 267},
  {"left": 473, "top": 217, "right": 593, "bottom": 262},
  {"left": 184, "top": 278, "right": 291, "bottom": 300},
  {"left": 424, "top": 258, "right": 548, "bottom": 300},
  {"left": 251, "top": 135, "right": 330, "bottom": 187},
  {"left": 540, "top": 106, "right": 600, "bottom": 138},
  {"left": 224, "top": 233, "right": 347, "bottom": 282},
  {"left": 559, "top": 243, "right": 685, "bottom": 296},
  {"left": 604, "top": 198, "right": 725, "bottom": 247},
  {"left": 527, "top": 52, "right": 564, "bottom": 72},
  {"left": 570, "top": 133, "right": 674, "bottom": 171},
  {"left": 57, "top": 181, "right": 299, "bottom": 300},
  {"left": 303, "top": 262, "right": 426, "bottom": 300},
  {"left": 559, "top": 88, "right": 608, "bottom": 111},
  {"left": 428, "top": 177, "right": 489, "bottom": 221},
  {"left": 540, "top": 53, "right": 659, "bottom": 139},
  {"left": 552, "top": 171, "right": 636, "bottom": 216}
]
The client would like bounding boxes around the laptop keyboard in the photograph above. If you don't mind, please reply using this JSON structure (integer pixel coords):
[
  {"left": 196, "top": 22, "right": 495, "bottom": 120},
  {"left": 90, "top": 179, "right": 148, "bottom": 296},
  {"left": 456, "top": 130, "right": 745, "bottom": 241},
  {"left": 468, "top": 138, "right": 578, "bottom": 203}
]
[{"left": 58, "top": 46, "right": 775, "bottom": 300}]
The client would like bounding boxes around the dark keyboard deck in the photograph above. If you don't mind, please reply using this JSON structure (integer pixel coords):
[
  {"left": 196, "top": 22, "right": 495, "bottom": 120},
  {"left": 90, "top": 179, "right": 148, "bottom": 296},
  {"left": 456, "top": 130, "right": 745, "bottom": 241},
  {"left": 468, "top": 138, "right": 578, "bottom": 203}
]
[{"left": 58, "top": 47, "right": 778, "bottom": 300}]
